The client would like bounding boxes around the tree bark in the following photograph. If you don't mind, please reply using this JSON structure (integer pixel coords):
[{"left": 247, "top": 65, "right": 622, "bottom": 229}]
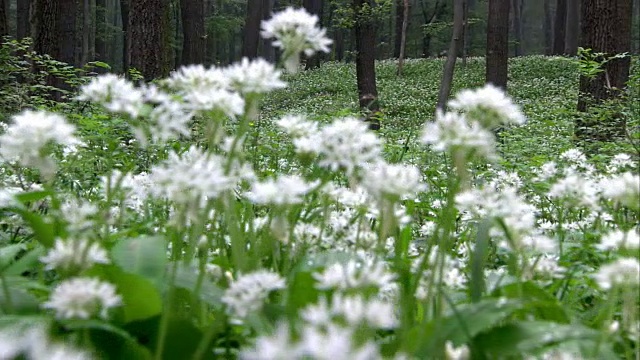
[
  {"left": 0, "top": 0, "right": 7, "bottom": 37},
  {"left": 95, "top": 0, "right": 107, "bottom": 65},
  {"left": 242, "top": 0, "right": 262, "bottom": 59},
  {"left": 303, "top": 0, "right": 323, "bottom": 69},
  {"left": 33, "top": 0, "right": 59, "bottom": 59},
  {"left": 544, "top": 0, "right": 553, "bottom": 54},
  {"left": 180, "top": 0, "right": 206, "bottom": 65},
  {"left": 128, "top": 0, "right": 168, "bottom": 80},
  {"left": 564, "top": 0, "right": 579, "bottom": 55},
  {"left": 511, "top": 0, "right": 523, "bottom": 56},
  {"left": 393, "top": 0, "right": 403, "bottom": 58},
  {"left": 261, "top": 0, "right": 276, "bottom": 62},
  {"left": 17, "top": 0, "right": 31, "bottom": 39},
  {"left": 553, "top": 0, "right": 567, "bottom": 54},
  {"left": 437, "top": 0, "right": 464, "bottom": 109},
  {"left": 576, "top": 0, "right": 632, "bottom": 142},
  {"left": 486, "top": 0, "right": 510, "bottom": 89},
  {"left": 59, "top": 0, "right": 76, "bottom": 65},
  {"left": 354, "top": 0, "right": 380, "bottom": 130},
  {"left": 120, "top": 0, "right": 129, "bottom": 72},
  {"left": 396, "top": 0, "right": 409, "bottom": 75}
]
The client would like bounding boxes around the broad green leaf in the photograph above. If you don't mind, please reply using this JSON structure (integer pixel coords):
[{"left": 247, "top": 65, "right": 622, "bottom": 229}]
[
  {"left": 0, "top": 277, "right": 41, "bottom": 314},
  {"left": 0, "top": 243, "right": 26, "bottom": 270},
  {"left": 492, "top": 281, "right": 570, "bottom": 323},
  {"left": 3, "top": 247, "right": 45, "bottom": 276},
  {"left": 13, "top": 190, "right": 52, "bottom": 204},
  {"left": 112, "top": 236, "right": 167, "bottom": 287},
  {"left": 173, "top": 263, "right": 224, "bottom": 308},
  {"left": 9, "top": 208, "right": 55, "bottom": 247},
  {"left": 102, "top": 266, "right": 163, "bottom": 323}
]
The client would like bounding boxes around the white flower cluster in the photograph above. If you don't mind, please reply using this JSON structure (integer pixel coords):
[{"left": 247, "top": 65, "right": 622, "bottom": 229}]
[
  {"left": 261, "top": 7, "right": 332, "bottom": 73},
  {"left": 40, "top": 237, "right": 110, "bottom": 272},
  {"left": 313, "top": 258, "right": 395, "bottom": 291},
  {"left": 43, "top": 277, "right": 122, "bottom": 319},
  {"left": 0, "top": 110, "right": 82, "bottom": 177},
  {"left": 247, "top": 174, "right": 318, "bottom": 206},
  {"left": 593, "top": 258, "right": 640, "bottom": 290},
  {"left": 597, "top": 229, "right": 640, "bottom": 251},
  {"left": 301, "top": 294, "right": 398, "bottom": 329},
  {"left": 599, "top": 171, "right": 640, "bottom": 209},
  {"left": 222, "top": 270, "right": 286, "bottom": 319},
  {"left": 0, "top": 324, "right": 92, "bottom": 360}
]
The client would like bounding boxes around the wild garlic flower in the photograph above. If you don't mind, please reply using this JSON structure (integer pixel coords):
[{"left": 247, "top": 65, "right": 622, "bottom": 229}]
[
  {"left": 0, "top": 110, "right": 82, "bottom": 176},
  {"left": 599, "top": 172, "right": 640, "bottom": 209},
  {"left": 222, "top": 270, "right": 285, "bottom": 319},
  {"left": 276, "top": 114, "right": 319, "bottom": 138},
  {"left": 313, "top": 259, "right": 395, "bottom": 291},
  {"left": 361, "top": 161, "right": 425, "bottom": 200},
  {"left": 297, "top": 324, "right": 381, "bottom": 360},
  {"left": 607, "top": 153, "right": 635, "bottom": 174},
  {"left": 301, "top": 294, "right": 398, "bottom": 329},
  {"left": 593, "top": 258, "right": 640, "bottom": 290},
  {"left": 240, "top": 322, "right": 296, "bottom": 360},
  {"left": 247, "top": 174, "right": 318, "bottom": 205},
  {"left": 597, "top": 229, "right": 640, "bottom": 251},
  {"left": 448, "top": 84, "right": 526, "bottom": 127},
  {"left": 78, "top": 74, "right": 143, "bottom": 118},
  {"left": 181, "top": 87, "right": 245, "bottom": 118},
  {"left": 140, "top": 84, "right": 194, "bottom": 144},
  {"left": 166, "top": 64, "right": 230, "bottom": 93},
  {"left": 148, "top": 146, "right": 252, "bottom": 207},
  {"left": 261, "top": 7, "right": 332, "bottom": 73},
  {"left": 225, "top": 57, "right": 287, "bottom": 94},
  {"left": 422, "top": 110, "right": 497, "bottom": 160},
  {"left": 43, "top": 277, "right": 122, "bottom": 319},
  {"left": 548, "top": 173, "right": 600, "bottom": 209},
  {"left": 0, "top": 325, "right": 91, "bottom": 360},
  {"left": 445, "top": 341, "right": 470, "bottom": 360},
  {"left": 40, "top": 238, "right": 110, "bottom": 272},
  {"left": 59, "top": 199, "right": 99, "bottom": 234},
  {"left": 315, "top": 117, "right": 382, "bottom": 176}
]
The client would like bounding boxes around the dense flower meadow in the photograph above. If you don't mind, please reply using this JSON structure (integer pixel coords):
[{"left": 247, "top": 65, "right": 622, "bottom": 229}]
[{"left": 0, "top": 7, "right": 638, "bottom": 360}]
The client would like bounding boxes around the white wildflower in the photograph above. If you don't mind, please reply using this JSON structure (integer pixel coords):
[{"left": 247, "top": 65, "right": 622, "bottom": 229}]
[
  {"left": 0, "top": 324, "right": 92, "bottom": 360},
  {"left": 448, "top": 84, "right": 526, "bottom": 127},
  {"left": 182, "top": 87, "right": 245, "bottom": 118},
  {"left": 225, "top": 57, "right": 286, "bottom": 94},
  {"left": 261, "top": 7, "right": 332, "bottom": 73},
  {"left": 60, "top": 199, "right": 99, "bottom": 234},
  {"left": 222, "top": 270, "right": 285, "bottom": 319},
  {"left": 597, "top": 229, "right": 640, "bottom": 251},
  {"left": 0, "top": 110, "right": 82, "bottom": 176},
  {"left": 43, "top": 277, "right": 122, "bottom": 319},
  {"left": 607, "top": 153, "right": 635, "bottom": 173},
  {"left": 361, "top": 161, "right": 425, "bottom": 200},
  {"left": 301, "top": 294, "right": 398, "bottom": 329},
  {"left": 276, "top": 114, "right": 319, "bottom": 138},
  {"left": 239, "top": 322, "right": 297, "bottom": 360},
  {"left": 78, "top": 74, "right": 143, "bottom": 117},
  {"left": 593, "top": 258, "right": 640, "bottom": 290},
  {"left": 247, "top": 174, "right": 318, "bottom": 205},
  {"left": 421, "top": 110, "right": 497, "bottom": 160},
  {"left": 445, "top": 341, "right": 470, "bottom": 360},
  {"left": 298, "top": 324, "right": 381, "bottom": 360},
  {"left": 313, "top": 259, "right": 395, "bottom": 291},
  {"left": 600, "top": 172, "right": 640, "bottom": 209},
  {"left": 166, "top": 64, "right": 230, "bottom": 93},
  {"left": 40, "top": 238, "right": 110, "bottom": 272},
  {"left": 140, "top": 84, "right": 194, "bottom": 144},
  {"left": 548, "top": 173, "right": 600, "bottom": 209}
]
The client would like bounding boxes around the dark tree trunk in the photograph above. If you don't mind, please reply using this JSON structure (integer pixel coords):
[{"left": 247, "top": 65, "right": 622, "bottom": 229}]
[
  {"left": 120, "top": 0, "right": 129, "bottom": 72},
  {"left": 544, "top": 0, "right": 553, "bottom": 54},
  {"left": 261, "top": 0, "right": 276, "bottom": 62},
  {"left": 59, "top": 0, "right": 76, "bottom": 65},
  {"left": 511, "top": 0, "right": 523, "bottom": 56},
  {"left": 553, "top": 0, "right": 567, "bottom": 54},
  {"left": 486, "top": 0, "right": 510, "bottom": 89},
  {"left": 354, "top": 0, "right": 380, "bottom": 130},
  {"left": 576, "top": 0, "right": 632, "bottom": 142},
  {"left": 242, "top": 0, "right": 262, "bottom": 59},
  {"left": 437, "top": 0, "right": 464, "bottom": 109},
  {"left": 303, "top": 0, "right": 323, "bottom": 68},
  {"left": 95, "top": 0, "right": 107, "bottom": 65},
  {"left": 33, "top": 0, "right": 59, "bottom": 59},
  {"left": 128, "top": 0, "right": 168, "bottom": 80},
  {"left": 420, "top": 0, "right": 442, "bottom": 57},
  {"left": 397, "top": 0, "right": 409, "bottom": 74},
  {"left": 17, "top": 0, "right": 31, "bottom": 39},
  {"left": 334, "top": 28, "right": 345, "bottom": 61},
  {"left": 0, "top": 0, "right": 7, "bottom": 37},
  {"left": 181, "top": 0, "right": 206, "bottom": 65},
  {"left": 564, "top": 0, "right": 579, "bottom": 55},
  {"left": 393, "top": 0, "right": 403, "bottom": 58}
]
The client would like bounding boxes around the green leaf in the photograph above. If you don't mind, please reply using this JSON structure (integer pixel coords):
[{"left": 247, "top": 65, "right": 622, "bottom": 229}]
[
  {"left": 112, "top": 236, "right": 167, "bottom": 287},
  {"left": 473, "top": 321, "right": 617, "bottom": 359},
  {"left": 13, "top": 190, "right": 52, "bottom": 204},
  {"left": 492, "top": 281, "right": 570, "bottom": 323},
  {"left": 3, "top": 247, "right": 45, "bottom": 276},
  {"left": 101, "top": 266, "right": 163, "bottom": 323},
  {"left": 9, "top": 208, "right": 55, "bottom": 247},
  {"left": 0, "top": 243, "right": 26, "bottom": 270},
  {"left": 173, "top": 263, "right": 224, "bottom": 308}
]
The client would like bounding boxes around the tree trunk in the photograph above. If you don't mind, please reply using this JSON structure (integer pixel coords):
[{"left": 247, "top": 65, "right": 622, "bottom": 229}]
[
  {"left": 420, "top": 0, "right": 442, "bottom": 57},
  {"left": 120, "top": 0, "right": 129, "bottom": 72},
  {"left": 553, "top": 0, "right": 567, "bottom": 54},
  {"left": 128, "top": 0, "right": 168, "bottom": 80},
  {"left": 396, "top": 0, "right": 409, "bottom": 75},
  {"left": 564, "top": 0, "right": 579, "bottom": 55},
  {"left": 242, "top": 0, "right": 262, "bottom": 59},
  {"left": 33, "top": 0, "right": 59, "bottom": 59},
  {"left": 82, "top": 0, "right": 90, "bottom": 65},
  {"left": 544, "top": 0, "right": 553, "bottom": 54},
  {"left": 463, "top": 0, "right": 474, "bottom": 58},
  {"left": 511, "top": 0, "right": 523, "bottom": 56},
  {"left": 303, "top": 0, "right": 323, "bottom": 69},
  {"left": 576, "top": 0, "right": 632, "bottom": 142},
  {"left": 354, "top": 0, "right": 380, "bottom": 130},
  {"left": 180, "top": 0, "right": 206, "bottom": 65},
  {"left": 95, "top": 0, "right": 107, "bottom": 65},
  {"left": 393, "top": 0, "right": 403, "bottom": 58},
  {"left": 437, "top": 0, "right": 464, "bottom": 109},
  {"left": 261, "top": 0, "right": 276, "bottom": 62},
  {"left": 59, "top": 0, "right": 76, "bottom": 65},
  {"left": 486, "top": 0, "right": 510, "bottom": 89},
  {"left": 334, "top": 28, "right": 345, "bottom": 61},
  {"left": 0, "top": 0, "right": 7, "bottom": 37},
  {"left": 17, "top": 0, "right": 31, "bottom": 39}
]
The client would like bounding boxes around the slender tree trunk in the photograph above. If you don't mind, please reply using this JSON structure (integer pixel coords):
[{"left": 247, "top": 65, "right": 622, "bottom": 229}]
[
  {"left": 397, "top": 0, "right": 409, "bottom": 75},
  {"left": 511, "top": 0, "right": 523, "bottom": 56},
  {"left": 421, "top": 0, "right": 442, "bottom": 57},
  {"left": 59, "top": 0, "right": 76, "bottom": 64},
  {"left": 544, "top": 0, "right": 553, "bottom": 54},
  {"left": 82, "top": 0, "right": 90, "bottom": 65},
  {"left": 120, "top": 0, "right": 129, "bottom": 72},
  {"left": 393, "top": 0, "right": 403, "bottom": 58},
  {"left": 242, "top": 0, "right": 262, "bottom": 59},
  {"left": 486, "top": 0, "right": 510, "bottom": 89},
  {"left": 576, "top": 0, "right": 632, "bottom": 143},
  {"left": 354, "top": 0, "right": 380, "bottom": 130},
  {"left": 180, "top": 0, "right": 206, "bottom": 65},
  {"left": 128, "top": 0, "right": 168, "bottom": 80},
  {"left": 95, "top": 0, "right": 107, "bottom": 65},
  {"left": 261, "top": 0, "right": 276, "bottom": 62},
  {"left": 0, "top": 0, "right": 7, "bottom": 37},
  {"left": 553, "top": 0, "right": 567, "bottom": 54},
  {"left": 17, "top": 0, "right": 30, "bottom": 39},
  {"left": 334, "top": 28, "right": 345, "bottom": 61},
  {"left": 464, "top": 0, "right": 474, "bottom": 58},
  {"left": 634, "top": 0, "right": 639, "bottom": 53},
  {"left": 437, "top": 0, "right": 464, "bottom": 109},
  {"left": 564, "top": 0, "right": 579, "bottom": 55}
]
